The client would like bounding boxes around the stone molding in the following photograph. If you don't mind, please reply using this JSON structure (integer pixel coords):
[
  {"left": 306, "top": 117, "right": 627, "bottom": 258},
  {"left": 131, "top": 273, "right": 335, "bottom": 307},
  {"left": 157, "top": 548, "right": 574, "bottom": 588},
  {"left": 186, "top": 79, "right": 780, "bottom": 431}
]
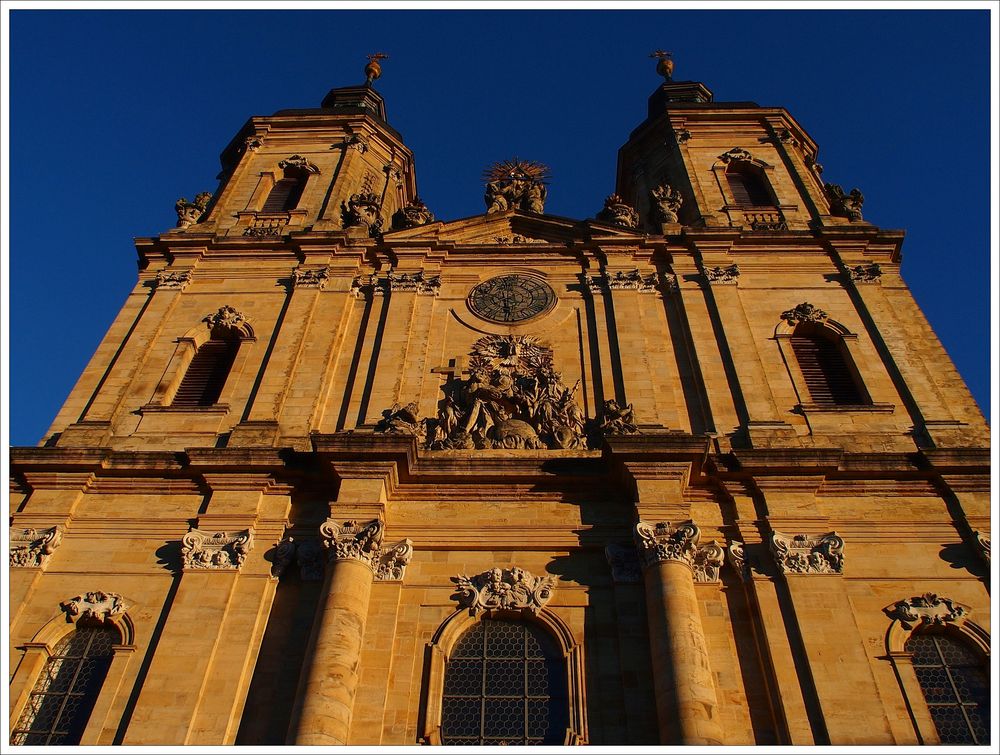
[
  {"left": 182, "top": 528, "right": 254, "bottom": 570},
  {"left": 154, "top": 270, "right": 193, "bottom": 290},
  {"left": 271, "top": 537, "right": 325, "bottom": 581},
  {"left": 10, "top": 526, "right": 63, "bottom": 569},
  {"left": 704, "top": 264, "right": 740, "bottom": 285},
  {"left": 605, "top": 543, "right": 642, "bottom": 584},
  {"left": 60, "top": 591, "right": 128, "bottom": 624},
  {"left": 292, "top": 267, "right": 330, "bottom": 289},
  {"left": 319, "top": 518, "right": 414, "bottom": 581},
  {"left": 883, "top": 593, "right": 970, "bottom": 630},
  {"left": 780, "top": 302, "right": 828, "bottom": 326},
  {"left": 769, "top": 531, "right": 844, "bottom": 574},
  {"left": 848, "top": 263, "right": 882, "bottom": 284},
  {"left": 451, "top": 566, "right": 556, "bottom": 616}
]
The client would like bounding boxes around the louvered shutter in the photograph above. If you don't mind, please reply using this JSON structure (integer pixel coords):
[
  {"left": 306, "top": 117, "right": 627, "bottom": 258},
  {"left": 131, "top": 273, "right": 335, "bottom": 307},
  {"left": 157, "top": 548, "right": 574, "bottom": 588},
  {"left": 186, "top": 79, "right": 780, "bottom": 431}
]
[
  {"left": 726, "top": 167, "right": 775, "bottom": 207},
  {"left": 172, "top": 338, "right": 239, "bottom": 406},
  {"left": 790, "top": 334, "right": 863, "bottom": 405},
  {"left": 261, "top": 177, "right": 305, "bottom": 213}
]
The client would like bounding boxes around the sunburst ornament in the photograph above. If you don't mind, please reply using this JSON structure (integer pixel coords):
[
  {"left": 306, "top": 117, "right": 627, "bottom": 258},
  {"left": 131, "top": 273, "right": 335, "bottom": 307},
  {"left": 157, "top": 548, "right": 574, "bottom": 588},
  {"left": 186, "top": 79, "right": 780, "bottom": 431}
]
[{"left": 482, "top": 158, "right": 551, "bottom": 185}]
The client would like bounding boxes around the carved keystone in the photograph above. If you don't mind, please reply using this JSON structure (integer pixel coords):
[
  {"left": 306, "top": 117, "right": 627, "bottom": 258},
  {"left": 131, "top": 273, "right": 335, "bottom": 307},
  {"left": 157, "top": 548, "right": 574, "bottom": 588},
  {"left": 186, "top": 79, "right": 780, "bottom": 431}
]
[
  {"left": 884, "top": 593, "right": 971, "bottom": 630},
  {"left": 451, "top": 566, "right": 556, "bottom": 616},
  {"left": 60, "top": 591, "right": 128, "bottom": 624}
]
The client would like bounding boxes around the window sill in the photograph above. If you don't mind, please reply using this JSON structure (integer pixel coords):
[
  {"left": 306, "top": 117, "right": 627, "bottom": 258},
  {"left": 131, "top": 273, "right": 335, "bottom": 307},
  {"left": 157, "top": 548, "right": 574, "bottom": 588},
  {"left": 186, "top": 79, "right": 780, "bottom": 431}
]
[
  {"left": 139, "top": 404, "right": 231, "bottom": 414},
  {"left": 797, "top": 402, "right": 895, "bottom": 413}
]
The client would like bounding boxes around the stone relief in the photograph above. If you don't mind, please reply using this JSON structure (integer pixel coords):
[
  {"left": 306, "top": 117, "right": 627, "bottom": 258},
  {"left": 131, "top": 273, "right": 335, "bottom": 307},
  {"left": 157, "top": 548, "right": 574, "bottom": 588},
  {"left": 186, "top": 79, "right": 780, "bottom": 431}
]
[
  {"left": 387, "top": 269, "right": 441, "bottom": 294},
  {"left": 182, "top": 528, "right": 254, "bottom": 570},
  {"left": 605, "top": 544, "right": 642, "bottom": 584},
  {"left": 587, "top": 269, "right": 660, "bottom": 293},
  {"left": 493, "top": 234, "right": 546, "bottom": 245},
  {"left": 848, "top": 263, "right": 882, "bottom": 284},
  {"left": 649, "top": 183, "right": 684, "bottom": 224},
  {"left": 825, "top": 183, "right": 865, "bottom": 222},
  {"left": 342, "top": 192, "right": 383, "bottom": 235},
  {"left": 278, "top": 155, "right": 320, "bottom": 174},
  {"left": 770, "top": 531, "right": 844, "bottom": 574},
  {"left": 154, "top": 270, "right": 193, "bottom": 290},
  {"left": 718, "top": 147, "right": 755, "bottom": 164},
  {"left": 704, "top": 264, "right": 740, "bottom": 284},
  {"left": 780, "top": 302, "right": 828, "bottom": 326},
  {"left": 350, "top": 273, "right": 387, "bottom": 299},
  {"left": 428, "top": 335, "right": 586, "bottom": 451},
  {"left": 451, "top": 566, "right": 557, "bottom": 616},
  {"left": 319, "top": 518, "right": 414, "bottom": 581},
  {"left": 292, "top": 267, "right": 330, "bottom": 289},
  {"left": 598, "top": 399, "right": 638, "bottom": 436},
  {"left": 9, "top": 526, "right": 63, "bottom": 569},
  {"left": 883, "top": 593, "right": 970, "bottom": 630},
  {"left": 339, "top": 133, "right": 369, "bottom": 153},
  {"left": 391, "top": 197, "right": 435, "bottom": 230},
  {"left": 596, "top": 194, "right": 639, "bottom": 229},
  {"left": 271, "top": 537, "right": 324, "bottom": 581},
  {"left": 204, "top": 304, "right": 250, "bottom": 334},
  {"left": 174, "top": 192, "right": 212, "bottom": 229},
  {"left": 634, "top": 520, "right": 701, "bottom": 568},
  {"left": 61, "top": 591, "right": 128, "bottom": 624},
  {"left": 483, "top": 158, "right": 549, "bottom": 214},
  {"left": 374, "top": 402, "right": 424, "bottom": 437}
]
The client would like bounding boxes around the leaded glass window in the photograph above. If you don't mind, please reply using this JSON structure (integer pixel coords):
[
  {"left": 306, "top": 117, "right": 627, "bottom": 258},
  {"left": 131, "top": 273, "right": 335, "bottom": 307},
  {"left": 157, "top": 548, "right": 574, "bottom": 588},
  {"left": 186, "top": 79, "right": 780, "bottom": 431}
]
[
  {"left": 441, "top": 618, "right": 568, "bottom": 745},
  {"left": 906, "top": 633, "right": 990, "bottom": 744},
  {"left": 10, "top": 625, "right": 119, "bottom": 746}
]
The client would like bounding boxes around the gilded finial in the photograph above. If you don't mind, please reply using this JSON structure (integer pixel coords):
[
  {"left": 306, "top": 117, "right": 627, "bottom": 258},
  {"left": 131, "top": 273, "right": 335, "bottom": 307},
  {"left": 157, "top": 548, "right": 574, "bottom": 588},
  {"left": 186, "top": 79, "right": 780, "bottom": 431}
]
[
  {"left": 364, "top": 53, "right": 389, "bottom": 86},
  {"left": 650, "top": 50, "right": 674, "bottom": 81}
]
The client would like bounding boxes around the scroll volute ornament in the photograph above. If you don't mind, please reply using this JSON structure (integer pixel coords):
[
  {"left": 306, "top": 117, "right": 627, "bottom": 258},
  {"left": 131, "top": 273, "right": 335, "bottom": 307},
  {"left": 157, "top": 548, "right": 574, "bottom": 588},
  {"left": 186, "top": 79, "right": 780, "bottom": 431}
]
[
  {"left": 182, "top": 528, "right": 254, "bottom": 570},
  {"left": 451, "top": 566, "right": 556, "bottom": 616},
  {"left": 770, "top": 531, "right": 844, "bottom": 574},
  {"left": 634, "top": 520, "right": 701, "bottom": 567},
  {"left": 9, "top": 526, "right": 63, "bottom": 568},
  {"left": 319, "top": 518, "right": 414, "bottom": 581}
]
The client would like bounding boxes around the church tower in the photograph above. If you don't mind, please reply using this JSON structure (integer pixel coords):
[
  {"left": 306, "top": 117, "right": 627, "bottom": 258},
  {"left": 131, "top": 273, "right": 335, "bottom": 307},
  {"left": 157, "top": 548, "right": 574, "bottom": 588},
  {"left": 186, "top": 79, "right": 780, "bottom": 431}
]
[{"left": 9, "top": 55, "right": 990, "bottom": 747}]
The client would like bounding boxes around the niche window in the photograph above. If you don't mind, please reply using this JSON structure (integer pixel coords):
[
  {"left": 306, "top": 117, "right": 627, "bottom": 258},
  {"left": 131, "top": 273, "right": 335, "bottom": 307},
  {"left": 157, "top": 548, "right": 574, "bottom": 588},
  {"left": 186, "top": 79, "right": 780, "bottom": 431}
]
[
  {"left": 725, "top": 161, "right": 776, "bottom": 207},
  {"left": 171, "top": 331, "right": 240, "bottom": 407},
  {"left": 440, "top": 618, "right": 568, "bottom": 746},
  {"left": 905, "top": 632, "right": 989, "bottom": 744},
  {"left": 10, "top": 625, "right": 119, "bottom": 746},
  {"left": 789, "top": 323, "right": 866, "bottom": 406}
]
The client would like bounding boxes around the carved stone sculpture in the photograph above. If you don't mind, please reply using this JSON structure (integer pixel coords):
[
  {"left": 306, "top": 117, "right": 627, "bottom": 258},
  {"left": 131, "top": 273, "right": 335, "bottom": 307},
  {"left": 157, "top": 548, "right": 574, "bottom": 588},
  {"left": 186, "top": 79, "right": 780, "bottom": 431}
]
[
  {"left": 174, "top": 191, "right": 212, "bottom": 229},
  {"left": 244, "top": 136, "right": 264, "bottom": 152},
  {"left": 154, "top": 270, "right": 192, "bottom": 290},
  {"left": 182, "top": 528, "right": 254, "bottom": 570},
  {"left": 605, "top": 544, "right": 642, "bottom": 584},
  {"left": 391, "top": 197, "right": 435, "bottom": 230},
  {"left": 374, "top": 402, "right": 424, "bottom": 437},
  {"left": 319, "top": 518, "right": 413, "bottom": 581},
  {"left": 292, "top": 267, "right": 329, "bottom": 289},
  {"left": 342, "top": 191, "right": 383, "bottom": 235},
  {"left": 429, "top": 335, "right": 586, "bottom": 451},
  {"left": 386, "top": 269, "right": 441, "bottom": 295},
  {"left": 770, "top": 531, "right": 844, "bottom": 574},
  {"left": 705, "top": 264, "right": 740, "bottom": 284},
  {"left": 718, "top": 147, "right": 755, "bottom": 164},
  {"left": 883, "top": 593, "right": 970, "bottom": 630},
  {"left": 204, "top": 304, "right": 250, "bottom": 334},
  {"left": 596, "top": 194, "right": 639, "bottom": 228},
  {"left": 692, "top": 541, "right": 725, "bottom": 583},
  {"left": 587, "top": 269, "right": 660, "bottom": 293},
  {"left": 10, "top": 526, "right": 63, "bottom": 569},
  {"left": 634, "top": 520, "right": 701, "bottom": 568},
  {"left": 61, "top": 591, "right": 128, "bottom": 623},
  {"left": 848, "top": 263, "right": 882, "bottom": 283},
  {"left": 271, "top": 537, "right": 325, "bottom": 581},
  {"left": 780, "top": 302, "right": 828, "bottom": 326},
  {"left": 482, "top": 158, "right": 549, "bottom": 214},
  {"left": 451, "top": 566, "right": 556, "bottom": 616},
  {"left": 598, "top": 399, "right": 638, "bottom": 436},
  {"left": 278, "top": 155, "right": 320, "bottom": 174},
  {"left": 727, "top": 541, "right": 748, "bottom": 580},
  {"left": 825, "top": 182, "right": 865, "bottom": 221},
  {"left": 649, "top": 183, "right": 684, "bottom": 224}
]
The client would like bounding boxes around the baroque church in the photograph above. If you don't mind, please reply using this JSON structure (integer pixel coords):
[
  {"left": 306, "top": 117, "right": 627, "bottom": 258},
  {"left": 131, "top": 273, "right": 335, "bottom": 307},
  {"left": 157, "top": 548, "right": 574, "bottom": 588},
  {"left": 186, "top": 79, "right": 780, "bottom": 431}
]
[{"left": 8, "top": 53, "right": 992, "bottom": 746}]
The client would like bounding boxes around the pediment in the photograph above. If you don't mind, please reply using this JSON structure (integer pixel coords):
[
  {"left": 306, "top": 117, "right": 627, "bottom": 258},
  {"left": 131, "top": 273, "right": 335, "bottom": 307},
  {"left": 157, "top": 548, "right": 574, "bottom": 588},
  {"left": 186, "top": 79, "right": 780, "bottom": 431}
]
[{"left": 382, "top": 209, "right": 644, "bottom": 245}]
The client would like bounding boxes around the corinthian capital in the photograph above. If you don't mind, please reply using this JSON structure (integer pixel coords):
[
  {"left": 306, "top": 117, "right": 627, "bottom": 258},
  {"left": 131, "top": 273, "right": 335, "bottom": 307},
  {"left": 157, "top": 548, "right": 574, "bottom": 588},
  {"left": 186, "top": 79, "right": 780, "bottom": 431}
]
[
  {"left": 634, "top": 520, "right": 701, "bottom": 568},
  {"left": 319, "top": 518, "right": 414, "bottom": 581}
]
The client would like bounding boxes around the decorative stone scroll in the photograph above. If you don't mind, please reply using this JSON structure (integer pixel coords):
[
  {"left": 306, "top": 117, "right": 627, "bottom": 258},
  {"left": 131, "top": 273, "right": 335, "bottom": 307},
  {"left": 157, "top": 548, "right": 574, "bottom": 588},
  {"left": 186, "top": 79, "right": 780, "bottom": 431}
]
[
  {"left": 483, "top": 158, "right": 549, "bottom": 214},
  {"left": 387, "top": 269, "right": 441, "bottom": 295},
  {"left": 769, "top": 531, "right": 844, "bottom": 574},
  {"left": 596, "top": 194, "right": 639, "bottom": 228},
  {"left": 605, "top": 544, "right": 642, "bottom": 584},
  {"left": 587, "top": 269, "right": 660, "bottom": 293},
  {"left": 649, "top": 183, "right": 683, "bottom": 224},
  {"left": 727, "top": 541, "right": 748, "bottom": 580},
  {"left": 692, "top": 541, "right": 725, "bottom": 583},
  {"left": 271, "top": 537, "right": 325, "bottom": 581},
  {"left": 825, "top": 182, "right": 865, "bottom": 221},
  {"left": 704, "top": 264, "right": 740, "bottom": 284},
  {"left": 204, "top": 305, "right": 251, "bottom": 334},
  {"left": 451, "top": 566, "right": 556, "bottom": 616},
  {"left": 598, "top": 399, "right": 638, "bottom": 436},
  {"left": 10, "top": 526, "right": 63, "bottom": 569},
  {"left": 278, "top": 155, "right": 320, "bottom": 174},
  {"left": 883, "top": 593, "right": 970, "bottom": 630},
  {"left": 182, "top": 528, "right": 254, "bottom": 570},
  {"left": 780, "top": 302, "right": 828, "bottom": 326},
  {"left": 634, "top": 520, "right": 701, "bottom": 568},
  {"left": 350, "top": 273, "right": 386, "bottom": 299},
  {"left": 391, "top": 197, "right": 435, "bottom": 230},
  {"left": 60, "top": 591, "right": 128, "bottom": 624},
  {"left": 174, "top": 192, "right": 212, "bottom": 229},
  {"left": 319, "top": 518, "right": 414, "bottom": 581},
  {"left": 718, "top": 147, "right": 755, "bottom": 164},
  {"left": 292, "top": 267, "right": 330, "bottom": 289},
  {"left": 342, "top": 192, "right": 383, "bottom": 235},
  {"left": 154, "top": 270, "right": 192, "bottom": 290},
  {"left": 848, "top": 263, "right": 882, "bottom": 284}
]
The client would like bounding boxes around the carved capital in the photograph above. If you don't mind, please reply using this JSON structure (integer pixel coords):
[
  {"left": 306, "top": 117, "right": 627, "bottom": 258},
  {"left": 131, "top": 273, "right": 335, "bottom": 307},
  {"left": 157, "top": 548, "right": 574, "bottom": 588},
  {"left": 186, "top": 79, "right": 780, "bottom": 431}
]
[
  {"left": 386, "top": 269, "right": 441, "bottom": 295},
  {"left": 339, "top": 133, "right": 368, "bottom": 153},
  {"left": 10, "top": 526, "right": 63, "bottom": 569},
  {"left": 634, "top": 520, "right": 701, "bottom": 568},
  {"left": 60, "top": 591, "right": 128, "bottom": 624},
  {"left": 451, "top": 566, "right": 556, "bottom": 616},
  {"left": 154, "top": 269, "right": 192, "bottom": 290},
  {"left": 770, "top": 531, "right": 844, "bottom": 574},
  {"left": 727, "top": 541, "right": 748, "bottom": 580},
  {"left": 605, "top": 543, "right": 642, "bottom": 584},
  {"left": 780, "top": 301, "right": 828, "bottom": 326},
  {"left": 244, "top": 136, "right": 264, "bottom": 152},
  {"left": 182, "top": 528, "right": 254, "bottom": 570},
  {"left": 319, "top": 518, "right": 413, "bottom": 580},
  {"left": 292, "top": 266, "right": 329, "bottom": 289},
  {"left": 848, "top": 263, "right": 882, "bottom": 284},
  {"left": 704, "top": 264, "right": 740, "bottom": 285},
  {"left": 884, "top": 593, "right": 971, "bottom": 630},
  {"left": 674, "top": 128, "right": 692, "bottom": 143},
  {"left": 271, "top": 537, "right": 325, "bottom": 581},
  {"left": 692, "top": 541, "right": 725, "bottom": 583}
]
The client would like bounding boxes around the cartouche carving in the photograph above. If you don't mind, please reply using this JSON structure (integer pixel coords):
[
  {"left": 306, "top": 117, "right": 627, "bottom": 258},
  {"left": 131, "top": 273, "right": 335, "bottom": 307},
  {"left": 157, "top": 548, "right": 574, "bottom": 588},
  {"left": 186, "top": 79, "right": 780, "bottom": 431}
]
[
  {"left": 61, "top": 591, "right": 128, "bottom": 623},
  {"left": 182, "top": 528, "right": 254, "bottom": 570},
  {"left": 483, "top": 158, "right": 549, "bottom": 214},
  {"left": 770, "top": 531, "right": 844, "bottom": 574},
  {"left": 175, "top": 192, "right": 212, "bottom": 229},
  {"left": 825, "top": 182, "right": 865, "bottom": 221},
  {"left": 154, "top": 270, "right": 193, "bottom": 290},
  {"left": 10, "top": 526, "right": 63, "bottom": 569},
  {"left": 781, "top": 302, "right": 828, "bottom": 326},
  {"left": 451, "top": 566, "right": 556, "bottom": 615},
  {"left": 204, "top": 304, "right": 250, "bottom": 334},
  {"left": 278, "top": 155, "right": 320, "bottom": 174},
  {"left": 596, "top": 194, "right": 639, "bottom": 228},
  {"left": 884, "top": 593, "right": 970, "bottom": 630},
  {"left": 319, "top": 518, "right": 413, "bottom": 581},
  {"left": 704, "top": 264, "right": 740, "bottom": 284},
  {"left": 649, "top": 183, "right": 683, "bottom": 223},
  {"left": 848, "top": 263, "right": 882, "bottom": 283},
  {"left": 605, "top": 544, "right": 642, "bottom": 584}
]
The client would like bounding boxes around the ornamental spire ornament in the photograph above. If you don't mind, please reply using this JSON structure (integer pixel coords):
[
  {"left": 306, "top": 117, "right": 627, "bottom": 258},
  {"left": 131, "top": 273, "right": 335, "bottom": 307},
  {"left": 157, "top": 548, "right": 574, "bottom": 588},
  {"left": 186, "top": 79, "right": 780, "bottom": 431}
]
[
  {"left": 364, "top": 52, "right": 389, "bottom": 86},
  {"left": 650, "top": 50, "right": 674, "bottom": 81}
]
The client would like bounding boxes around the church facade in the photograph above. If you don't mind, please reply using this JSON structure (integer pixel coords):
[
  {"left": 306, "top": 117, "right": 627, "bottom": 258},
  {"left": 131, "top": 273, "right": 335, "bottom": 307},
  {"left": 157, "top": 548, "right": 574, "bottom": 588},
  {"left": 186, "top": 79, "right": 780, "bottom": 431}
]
[{"left": 8, "top": 56, "right": 991, "bottom": 746}]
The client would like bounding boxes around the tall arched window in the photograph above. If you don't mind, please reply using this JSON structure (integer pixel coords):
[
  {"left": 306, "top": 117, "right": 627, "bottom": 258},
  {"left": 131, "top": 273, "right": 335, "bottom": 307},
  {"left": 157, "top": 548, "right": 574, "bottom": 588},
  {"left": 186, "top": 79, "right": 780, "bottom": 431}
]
[
  {"left": 725, "top": 161, "right": 776, "bottom": 207},
  {"left": 790, "top": 323, "right": 866, "bottom": 405},
  {"left": 171, "top": 331, "right": 240, "bottom": 407},
  {"left": 10, "top": 624, "right": 120, "bottom": 746},
  {"left": 905, "top": 632, "right": 989, "bottom": 744},
  {"left": 440, "top": 618, "right": 569, "bottom": 745}
]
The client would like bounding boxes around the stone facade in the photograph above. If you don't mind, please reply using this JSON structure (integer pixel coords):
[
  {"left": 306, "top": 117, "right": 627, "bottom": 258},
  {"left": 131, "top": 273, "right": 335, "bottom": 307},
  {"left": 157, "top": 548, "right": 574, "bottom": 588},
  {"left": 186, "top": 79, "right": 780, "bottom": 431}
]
[{"left": 8, "top": 63, "right": 990, "bottom": 747}]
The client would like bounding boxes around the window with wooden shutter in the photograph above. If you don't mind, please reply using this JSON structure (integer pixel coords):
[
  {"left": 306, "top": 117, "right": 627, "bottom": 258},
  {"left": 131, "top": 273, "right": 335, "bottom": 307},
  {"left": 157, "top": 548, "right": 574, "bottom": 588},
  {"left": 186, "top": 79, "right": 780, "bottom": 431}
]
[
  {"left": 261, "top": 177, "right": 305, "bottom": 213},
  {"left": 726, "top": 164, "right": 775, "bottom": 207},
  {"left": 172, "top": 336, "right": 239, "bottom": 407},
  {"left": 790, "top": 330, "right": 864, "bottom": 405}
]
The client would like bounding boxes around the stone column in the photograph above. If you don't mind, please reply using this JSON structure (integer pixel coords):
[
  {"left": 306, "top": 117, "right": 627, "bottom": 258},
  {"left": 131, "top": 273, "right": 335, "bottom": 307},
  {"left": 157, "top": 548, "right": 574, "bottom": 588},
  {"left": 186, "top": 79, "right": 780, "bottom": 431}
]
[
  {"left": 287, "top": 518, "right": 412, "bottom": 745},
  {"left": 634, "top": 520, "right": 724, "bottom": 745}
]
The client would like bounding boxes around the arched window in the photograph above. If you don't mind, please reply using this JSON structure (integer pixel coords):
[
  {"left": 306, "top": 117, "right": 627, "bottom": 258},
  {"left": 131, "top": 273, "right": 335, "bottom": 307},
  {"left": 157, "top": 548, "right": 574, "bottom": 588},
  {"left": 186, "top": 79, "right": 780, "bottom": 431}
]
[
  {"left": 725, "top": 161, "right": 776, "bottom": 207},
  {"left": 260, "top": 174, "right": 306, "bottom": 213},
  {"left": 789, "top": 323, "right": 865, "bottom": 405},
  {"left": 905, "top": 632, "right": 989, "bottom": 744},
  {"left": 440, "top": 618, "right": 569, "bottom": 745},
  {"left": 171, "top": 331, "right": 240, "bottom": 407},
  {"left": 10, "top": 624, "right": 120, "bottom": 746}
]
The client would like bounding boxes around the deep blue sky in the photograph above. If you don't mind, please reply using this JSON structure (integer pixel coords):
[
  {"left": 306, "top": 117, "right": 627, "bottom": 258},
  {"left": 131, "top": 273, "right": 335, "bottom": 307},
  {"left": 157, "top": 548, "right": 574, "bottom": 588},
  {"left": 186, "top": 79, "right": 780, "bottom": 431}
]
[{"left": 7, "top": 9, "right": 992, "bottom": 446}]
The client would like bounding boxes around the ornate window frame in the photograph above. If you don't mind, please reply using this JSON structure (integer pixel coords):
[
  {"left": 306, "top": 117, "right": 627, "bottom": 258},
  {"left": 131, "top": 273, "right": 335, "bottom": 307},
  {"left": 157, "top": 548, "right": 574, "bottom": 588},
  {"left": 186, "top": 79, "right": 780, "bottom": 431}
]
[
  {"left": 711, "top": 148, "right": 792, "bottom": 228},
  {"left": 9, "top": 595, "right": 137, "bottom": 746},
  {"left": 419, "top": 608, "right": 587, "bottom": 746}
]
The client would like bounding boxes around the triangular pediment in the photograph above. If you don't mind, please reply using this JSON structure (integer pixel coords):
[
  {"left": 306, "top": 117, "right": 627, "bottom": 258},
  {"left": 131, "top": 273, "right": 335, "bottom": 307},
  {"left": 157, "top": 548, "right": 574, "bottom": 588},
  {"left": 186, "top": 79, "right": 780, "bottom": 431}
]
[{"left": 382, "top": 209, "right": 644, "bottom": 245}]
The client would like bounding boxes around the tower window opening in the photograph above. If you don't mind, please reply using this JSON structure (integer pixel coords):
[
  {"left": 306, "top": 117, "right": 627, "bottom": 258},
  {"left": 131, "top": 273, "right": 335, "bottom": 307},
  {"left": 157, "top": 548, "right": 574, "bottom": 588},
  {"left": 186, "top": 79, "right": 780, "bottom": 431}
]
[
  {"left": 260, "top": 175, "right": 306, "bottom": 213},
  {"left": 790, "top": 325, "right": 865, "bottom": 405},
  {"left": 726, "top": 162, "right": 775, "bottom": 207},
  {"left": 172, "top": 334, "right": 240, "bottom": 407}
]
